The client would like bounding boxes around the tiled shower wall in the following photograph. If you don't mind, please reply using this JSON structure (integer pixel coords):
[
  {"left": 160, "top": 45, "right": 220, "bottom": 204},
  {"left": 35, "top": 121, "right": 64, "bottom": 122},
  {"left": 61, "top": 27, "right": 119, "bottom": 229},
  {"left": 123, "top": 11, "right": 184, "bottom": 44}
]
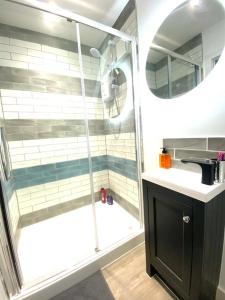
[
  {"left": 103, "top": 9, "right": 139, "bottom": 216},
  {"left": 0, "top": 28, "right": 108, "bottom": 223},
  {"left": 0, "top": 5, "right": 139, "bottom": 229},
  {"left": 163, "top": 138, "right": 225, "bottom": 171}
]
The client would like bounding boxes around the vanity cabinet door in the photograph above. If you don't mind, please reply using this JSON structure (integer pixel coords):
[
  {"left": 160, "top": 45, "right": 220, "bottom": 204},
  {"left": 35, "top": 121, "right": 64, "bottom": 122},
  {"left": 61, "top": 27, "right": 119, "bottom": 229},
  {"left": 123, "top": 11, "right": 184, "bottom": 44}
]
[{"left": 147, "top": 182, "right": 193, "bottom": 299}]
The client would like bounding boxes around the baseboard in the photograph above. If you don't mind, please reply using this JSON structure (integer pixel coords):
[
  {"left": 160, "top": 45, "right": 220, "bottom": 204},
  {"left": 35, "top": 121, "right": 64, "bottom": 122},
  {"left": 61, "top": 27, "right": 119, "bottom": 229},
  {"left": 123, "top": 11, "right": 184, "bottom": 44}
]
[
  {"left": 217, "top": 286, "right": 225, "bottom": 300},
  {"left": 13, "top": 230, "right": 144, "bottom": 300}
]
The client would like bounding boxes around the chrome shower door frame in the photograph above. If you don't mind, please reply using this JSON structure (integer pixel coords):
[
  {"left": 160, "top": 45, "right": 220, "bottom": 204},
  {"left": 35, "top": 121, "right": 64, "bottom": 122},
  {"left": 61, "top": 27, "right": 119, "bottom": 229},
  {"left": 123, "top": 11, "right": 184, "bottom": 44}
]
[{"left": 75, "top": 22, "right": 100, "bottom": 251}]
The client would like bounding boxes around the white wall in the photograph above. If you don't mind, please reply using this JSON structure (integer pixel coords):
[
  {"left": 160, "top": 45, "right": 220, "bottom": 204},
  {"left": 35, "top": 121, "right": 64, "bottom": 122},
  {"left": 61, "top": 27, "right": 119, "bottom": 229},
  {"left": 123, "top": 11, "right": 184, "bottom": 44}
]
[
  {"left": 203, "top": 19, "right": 225, "bottom": 77},
  {"left": 135, "top": 0, "right": 225, "bottom": 296}
]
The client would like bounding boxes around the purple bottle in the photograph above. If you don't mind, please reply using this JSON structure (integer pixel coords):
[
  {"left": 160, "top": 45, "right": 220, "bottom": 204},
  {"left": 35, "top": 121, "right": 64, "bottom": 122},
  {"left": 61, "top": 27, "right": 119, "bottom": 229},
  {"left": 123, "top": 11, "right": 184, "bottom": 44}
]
[{"left": 107, "top": 194, "right": 113, "bottom": 205}]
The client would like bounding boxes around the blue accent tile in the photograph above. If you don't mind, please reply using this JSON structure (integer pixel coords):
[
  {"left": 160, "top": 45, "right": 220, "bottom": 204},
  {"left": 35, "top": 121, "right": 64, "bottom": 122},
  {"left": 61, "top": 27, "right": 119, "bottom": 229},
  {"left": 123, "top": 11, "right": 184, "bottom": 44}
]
[
  {"left": 1, "top": 176, "right": 15, "bottom": 202},
  {"left": 107, "top": 155, "right": 138, "bottom": 181},
  {"left": 13, "top": 155, "right": 138, "bottom": 189}
]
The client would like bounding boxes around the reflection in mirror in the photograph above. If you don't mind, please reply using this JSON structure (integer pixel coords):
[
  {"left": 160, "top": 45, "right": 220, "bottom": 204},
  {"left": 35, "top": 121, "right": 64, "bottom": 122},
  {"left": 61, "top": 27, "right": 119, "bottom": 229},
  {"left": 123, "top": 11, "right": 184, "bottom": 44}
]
[{"left": 146, "top": 0, "right": 225, "bottom": 99}]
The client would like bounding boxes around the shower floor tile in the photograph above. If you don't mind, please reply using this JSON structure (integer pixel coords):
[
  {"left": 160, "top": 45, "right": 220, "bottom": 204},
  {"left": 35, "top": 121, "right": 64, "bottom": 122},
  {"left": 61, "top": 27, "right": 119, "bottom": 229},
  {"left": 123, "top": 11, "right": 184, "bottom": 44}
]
[{"left": 17, "top": 201, "right": 139, "bottom": 286}]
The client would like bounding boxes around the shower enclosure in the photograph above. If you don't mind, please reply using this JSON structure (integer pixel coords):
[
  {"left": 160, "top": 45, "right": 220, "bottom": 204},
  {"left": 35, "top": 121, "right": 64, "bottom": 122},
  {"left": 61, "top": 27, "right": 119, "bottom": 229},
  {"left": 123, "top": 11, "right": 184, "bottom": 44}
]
[
  {"left": 147, "top": 44, "right": 202, "bottom": 98},
  {"left": 0, "top": 0, "right": 142, "bottom": 297}
]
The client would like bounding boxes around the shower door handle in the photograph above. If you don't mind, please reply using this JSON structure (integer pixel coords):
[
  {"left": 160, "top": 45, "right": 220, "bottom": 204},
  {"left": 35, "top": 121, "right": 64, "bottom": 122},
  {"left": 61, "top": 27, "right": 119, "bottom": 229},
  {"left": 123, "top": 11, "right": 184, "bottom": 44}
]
[{"left": 0, "top": 127, "right": 11, "bottom": 181}]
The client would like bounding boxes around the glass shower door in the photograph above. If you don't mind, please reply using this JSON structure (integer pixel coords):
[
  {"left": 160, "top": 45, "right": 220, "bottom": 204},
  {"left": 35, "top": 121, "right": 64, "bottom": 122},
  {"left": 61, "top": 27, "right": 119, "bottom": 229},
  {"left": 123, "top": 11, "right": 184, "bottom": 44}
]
[
  {"left": 0, "top": 0, "right": 98, "bottom": 287},
  {"left": 78, "top": 23, "right": 141, "bottom": 251}
]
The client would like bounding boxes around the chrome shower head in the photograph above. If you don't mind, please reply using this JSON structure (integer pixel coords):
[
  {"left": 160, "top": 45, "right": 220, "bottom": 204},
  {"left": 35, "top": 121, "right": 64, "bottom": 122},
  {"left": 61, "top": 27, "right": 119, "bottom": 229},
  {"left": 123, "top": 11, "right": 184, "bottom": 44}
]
[{"left": 90, "top": 48, "right": 102, "bottom": 58}]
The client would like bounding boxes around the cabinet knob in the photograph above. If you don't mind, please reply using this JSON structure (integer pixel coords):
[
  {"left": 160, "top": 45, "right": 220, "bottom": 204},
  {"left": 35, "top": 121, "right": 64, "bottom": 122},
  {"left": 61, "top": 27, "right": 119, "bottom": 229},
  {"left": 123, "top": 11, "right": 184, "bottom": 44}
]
[{"left": 183, "top": 216, "right": 190, "bottom": 223}]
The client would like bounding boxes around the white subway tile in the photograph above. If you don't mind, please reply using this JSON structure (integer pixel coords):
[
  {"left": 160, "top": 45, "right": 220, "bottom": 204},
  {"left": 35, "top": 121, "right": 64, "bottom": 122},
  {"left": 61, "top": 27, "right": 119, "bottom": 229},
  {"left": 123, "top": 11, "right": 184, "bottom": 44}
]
[
  {"left": 28, "top": 61, "right": 69, "bottom": 76},
  {"left": 0, "top": 36, "right": 9, "bottom": 45},
  {"left": 42, "top": 45, "right": 68, "bottom": 57},
  {"left": 17, "top": 188, "right": 31, "bottom": 196},
  {"left": 10, "top": 45, "right": 28, "bottom": 55},
  {"left": 9, "top": 141, "right": 23, "bottom": 148},
  {"left": 11, "top": 53, "right": 42, "bottom": 64},
  {"left": 22, "top": 140, "right": 43, "bottom": 147},
  {"left": 10, "top": 39, "right": 41, "bottom": 51},
  {"left": 18, "top": 112, "right": 49, "bottom": 119},
  {"left": 12, "top": 160, "right": 41, "bottom": 169},
  {"left": 4, "top": 104, "right": 33, "bottom": 112},
  {"left": 16, "top": 171, "right": 109, "bottom": 214},
  {"left": 0, "top": 51, "right": 10, "bottom": 59},
  {"left": 1, "top": 97, "right": 17, "bottom": 104},
  {"left": 0, "top": 59, "right": 28, "bottom": 69},
  {"left": 40, "top": 156, "right": 67, "bottom": 165},
  {"left": 10, "top": 146, "right": 39, "bottom": 155},
  {"left": 4, "top": 112, "right": 19, "bottom": 119},
  {"left": 25, "top": 152, "right": 53, "bottom": 160},
  {"left": 16, "top": 98, "right": 35, "bottom": 105},
  {"left": 17, "top": 194, "right": 31, "bottom": 203},
  {"left": 28, "top": 49, "right": 43, "bottom": 58},
  {"left": 57, "top": 55, "right": 75, "bottom": 64},
  {"left": 19, "top": 197, "right": 46, "bottom": 209},
  {"left": 30, "top": 188, "right": 57, "bottom": 199},
  {"left": 1, "top": 90, "right": 31, "bottom": 97},
  {"left": 0, "top": 44, "right": 10, "bottom": 52},
  {"left": 43, "top": 52, "right": 56, "bottom": 61},
  {"left": 11, "top": 154, "right": 25, "bottom": 162},
  {"left": 20, "top": 207, "right": 33, "bottom": 215},
  {"left": 34, "top": 106, "right": 61, "bottom": 113}
]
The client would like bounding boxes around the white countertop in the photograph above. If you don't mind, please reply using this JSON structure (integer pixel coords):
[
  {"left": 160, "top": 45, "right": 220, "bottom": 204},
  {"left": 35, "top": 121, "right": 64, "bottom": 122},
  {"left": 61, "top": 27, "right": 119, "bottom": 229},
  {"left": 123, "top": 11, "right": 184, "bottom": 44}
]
[{"left": 142, "top": 168, "right": 225, "bottom": 203}]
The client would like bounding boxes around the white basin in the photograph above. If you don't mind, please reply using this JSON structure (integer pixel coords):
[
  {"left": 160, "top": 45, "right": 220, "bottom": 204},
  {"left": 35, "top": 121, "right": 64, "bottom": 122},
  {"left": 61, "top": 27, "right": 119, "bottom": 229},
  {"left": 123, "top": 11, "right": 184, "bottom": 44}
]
[{"left": 142, "top": 168, "right": 225, "bottom": 203}]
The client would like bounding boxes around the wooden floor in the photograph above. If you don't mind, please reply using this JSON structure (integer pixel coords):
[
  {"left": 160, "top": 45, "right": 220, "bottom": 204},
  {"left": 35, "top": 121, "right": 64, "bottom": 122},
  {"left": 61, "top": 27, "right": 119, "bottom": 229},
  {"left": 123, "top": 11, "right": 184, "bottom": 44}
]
[
  {"left": 102, "top": 243, "right": 173, "bottom": 300},
  {"left": 52, "top": 244, "right": 174, "bottom": 300}
]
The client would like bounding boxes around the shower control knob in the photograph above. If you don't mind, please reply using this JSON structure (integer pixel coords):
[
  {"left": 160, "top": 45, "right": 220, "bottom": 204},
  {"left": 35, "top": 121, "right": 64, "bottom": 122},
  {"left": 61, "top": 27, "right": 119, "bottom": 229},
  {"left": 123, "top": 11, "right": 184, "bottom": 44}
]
[{"left": 183, "top": 216, "right": 190, "bottom": 223}]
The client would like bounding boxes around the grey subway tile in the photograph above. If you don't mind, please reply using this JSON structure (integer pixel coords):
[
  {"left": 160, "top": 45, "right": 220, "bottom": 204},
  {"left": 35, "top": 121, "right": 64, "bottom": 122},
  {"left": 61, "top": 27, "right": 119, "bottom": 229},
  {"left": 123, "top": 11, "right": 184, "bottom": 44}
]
[
  {"left": 163, "top": 138, "right": 207, "bottom": 150},
  {"left": 175, "top": 149, "right": 217, "bottom": 160},
  {"left": 0, "top": 66, "right": 99, "bottom": 96},
  {"left": 0, "top": 23, "right": 93, "bottom": 57},
  {"left": 208, "top": 138, "right": 225, "bottom": 151},
  {"left": 19, "top": 192, "right": 98, "bottom": 227},
  {"left": 5, "top": 119, "right": 106, "bottom": 141}
]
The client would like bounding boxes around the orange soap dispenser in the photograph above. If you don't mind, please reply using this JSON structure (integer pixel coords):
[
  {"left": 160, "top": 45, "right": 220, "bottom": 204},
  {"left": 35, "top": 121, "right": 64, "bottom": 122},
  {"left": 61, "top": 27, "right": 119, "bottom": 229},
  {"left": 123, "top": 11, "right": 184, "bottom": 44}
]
[{"left": 159, "top": 147, "right": 171, "bottom": 169}]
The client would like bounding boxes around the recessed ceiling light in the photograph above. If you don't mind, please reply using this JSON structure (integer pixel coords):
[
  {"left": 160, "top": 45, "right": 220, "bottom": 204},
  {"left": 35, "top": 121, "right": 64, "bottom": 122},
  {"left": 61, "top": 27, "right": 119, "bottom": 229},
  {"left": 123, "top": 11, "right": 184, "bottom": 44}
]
[
  {"left": 48, "top": 1, "right": 58, "bottom": 9},
  {"left": 190, "top": 0, "right": 201, "bottom": 8}
]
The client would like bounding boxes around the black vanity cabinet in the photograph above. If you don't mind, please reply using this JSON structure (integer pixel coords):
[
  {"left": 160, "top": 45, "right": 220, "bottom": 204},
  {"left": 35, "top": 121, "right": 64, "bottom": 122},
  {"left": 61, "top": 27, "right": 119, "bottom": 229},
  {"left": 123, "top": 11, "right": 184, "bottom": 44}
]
[{"left": 143, "top": 180, "right": 225, "bottom": 300}]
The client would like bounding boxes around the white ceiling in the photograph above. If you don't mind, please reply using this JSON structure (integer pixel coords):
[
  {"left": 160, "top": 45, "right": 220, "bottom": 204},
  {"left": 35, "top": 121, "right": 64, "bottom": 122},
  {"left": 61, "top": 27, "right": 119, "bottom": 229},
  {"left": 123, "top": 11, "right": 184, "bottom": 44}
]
[
  {"left": 0, "top": 0, "right": 129, "bottom": 48},
  {"left": 43, "top": 0, "right": 129, "bottom": 26},
  {"left": 149, "top": 0, "right": 225, "bottom": 63}
]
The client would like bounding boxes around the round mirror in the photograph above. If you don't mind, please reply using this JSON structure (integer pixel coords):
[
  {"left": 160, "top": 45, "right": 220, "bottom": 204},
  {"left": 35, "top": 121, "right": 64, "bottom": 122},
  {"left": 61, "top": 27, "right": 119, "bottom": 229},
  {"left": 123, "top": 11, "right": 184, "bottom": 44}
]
[
  {"left": 101, "top": 67, "right": 127, "bottom": 118},
  {"left": 146, "top": 0, "right": 225, "bottom": 99}
]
